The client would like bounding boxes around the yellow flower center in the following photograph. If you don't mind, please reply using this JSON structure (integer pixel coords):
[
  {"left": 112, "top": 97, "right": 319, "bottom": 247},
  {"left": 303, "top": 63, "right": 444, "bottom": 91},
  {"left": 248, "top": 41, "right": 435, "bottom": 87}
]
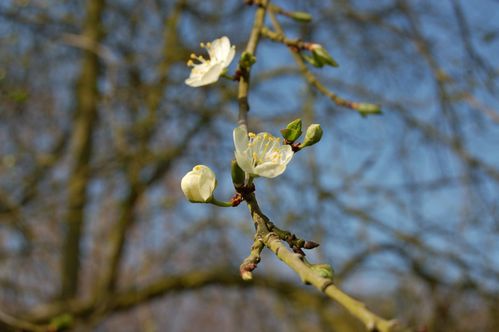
[
  {"left": 187, "top": 42, "right": 217, "bottom": 68},
  {"left": 247, "top": 133, "right": 284, "bottom": 167}
]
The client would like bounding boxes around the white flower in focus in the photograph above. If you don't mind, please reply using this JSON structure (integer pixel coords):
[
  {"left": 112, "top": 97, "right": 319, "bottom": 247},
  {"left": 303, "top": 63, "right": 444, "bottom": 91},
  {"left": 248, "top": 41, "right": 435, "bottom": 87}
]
[
  {"left": 181, "top": 165, "right": 217, "bottom": 203},
  {"left": 185, "top": 36, "right": 236, "bottom": 87},
  {"left": 233, "top": 126, "right": 293, "bottom": 178}
]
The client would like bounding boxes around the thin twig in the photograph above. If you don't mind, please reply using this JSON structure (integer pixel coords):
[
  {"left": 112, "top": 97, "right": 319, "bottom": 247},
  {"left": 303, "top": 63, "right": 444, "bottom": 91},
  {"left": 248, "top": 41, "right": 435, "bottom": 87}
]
[
  {"left": 267, "top": 10, "right": 381, "bottom": 117},
  {"left": 237, "top": 0, "right": 269, "bottom": 131},
  {"left": 239, "top": 237, "right": 265, "bottom": 280},
  {"left": 235, "top": 2, "right": 403, "bottom": 330},
  {"left": 0, "top": 308, "right": 48, "bottom": 332}
]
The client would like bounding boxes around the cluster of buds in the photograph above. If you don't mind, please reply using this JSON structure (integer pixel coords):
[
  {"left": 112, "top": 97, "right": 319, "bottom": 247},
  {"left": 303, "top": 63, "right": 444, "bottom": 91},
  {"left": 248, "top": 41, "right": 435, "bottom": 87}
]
[
  {"left": 281, "top": 118, "right": 323, "bottom": 151},
  {"left": 282, "top": 231, "right": 320, "bottom": 256}
]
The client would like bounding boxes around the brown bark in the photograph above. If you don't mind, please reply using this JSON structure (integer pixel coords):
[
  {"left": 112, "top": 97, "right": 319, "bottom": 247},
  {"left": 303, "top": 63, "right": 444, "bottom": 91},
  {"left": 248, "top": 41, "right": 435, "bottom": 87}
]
[{"left": 61, "top": 0, "right": 105, "bottom": 299}]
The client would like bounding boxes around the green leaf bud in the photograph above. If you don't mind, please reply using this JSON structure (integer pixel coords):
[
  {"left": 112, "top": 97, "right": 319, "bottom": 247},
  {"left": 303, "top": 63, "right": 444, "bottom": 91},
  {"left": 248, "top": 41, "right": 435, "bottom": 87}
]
[
  {"left": 286, "top": 118, "right": 302, "bottom": 131},
  {"left": 240, "top": 51, "right": 257, "bottom": 68},
  {"left": 302, "top": 54, "right": 323, "bottom": 67},
  {"left": 310, "top": 44, "right": 339, "bottom": 67},
  {"left": 280, "top": 118, "right": 302, "bottom": 142},
  {"left": 280, "top": 128, "right": 301, "bottom": 142}
]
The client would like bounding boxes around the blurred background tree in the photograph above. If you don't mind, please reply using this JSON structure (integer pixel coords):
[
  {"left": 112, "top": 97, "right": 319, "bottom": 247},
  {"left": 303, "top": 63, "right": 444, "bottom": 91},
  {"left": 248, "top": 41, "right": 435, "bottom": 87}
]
[{"left": 0, "top": 0, "right": 498, "bottom": 331}]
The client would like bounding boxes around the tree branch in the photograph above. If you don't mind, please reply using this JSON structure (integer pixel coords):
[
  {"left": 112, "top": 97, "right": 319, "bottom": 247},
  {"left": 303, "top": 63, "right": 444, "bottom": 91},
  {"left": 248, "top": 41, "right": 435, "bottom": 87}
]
[
  {"left": 267, "top": 10, "right": 381, "bottom": 117},
  {"left": 237, "top": 0, "right": 269, "bottom": 131},
  {"left": 244, "top": 192, "right": 402, "bottom": 332},
  {"left": 61, "top": 0, "right": 105, "bottom": 300}
]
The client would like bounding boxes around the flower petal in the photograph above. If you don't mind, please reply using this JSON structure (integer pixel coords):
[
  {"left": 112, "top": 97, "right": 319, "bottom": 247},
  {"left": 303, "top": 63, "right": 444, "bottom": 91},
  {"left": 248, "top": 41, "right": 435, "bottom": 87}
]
[
  {"left": 197, "top": 166, "right": 216, "bottom": 201},
  {"left": 232, "top": 127, "right": 294, "bottom": 179},
  {"left": 211, "top": 36, "right": 230, "bottom": 62},
  {"left": 235, "top": 149, "right": 254, "bottom": 175},
  {"left": 222, "top": 45, "right": 236, "bottom": 68},
  {"left": 200, "top": 63, "right": 224, "bottom": 85},
  {"left": 278, "top": 145, "right": 293, "bottom": 165},
  {"left": 233, "top": 126, "right": 249, "bottom": 154},
  {"left": 254, "top": 162, "right": 286, "bottom": 178},
  {"left": 185, "top": 63, "right": 224, "bottom": 87},
  {"left": 181, "top": 171, "right": 203, "bottom": 202}
]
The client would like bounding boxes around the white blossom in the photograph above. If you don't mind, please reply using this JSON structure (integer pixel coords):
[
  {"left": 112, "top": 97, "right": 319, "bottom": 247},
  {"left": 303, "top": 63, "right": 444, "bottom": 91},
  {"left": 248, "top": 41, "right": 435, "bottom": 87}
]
[
  {"left": 233, "top": 126, "right": 293, "bottom": 178},
  {"left": 181, "top": 165, "right": 217, "bottom": 203},
  {"left": 185, "top": 36, "right": 235, "bottom": 87}
]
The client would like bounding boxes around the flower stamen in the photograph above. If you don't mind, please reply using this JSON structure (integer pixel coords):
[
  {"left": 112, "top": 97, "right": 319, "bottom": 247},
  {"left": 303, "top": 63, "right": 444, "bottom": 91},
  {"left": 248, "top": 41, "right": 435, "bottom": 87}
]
[
  {"left": 233, "top": 126, "right": 293, "bottom": 178},
  {"left": 185, "top": 36, "right": 236, "bottom": 87}
]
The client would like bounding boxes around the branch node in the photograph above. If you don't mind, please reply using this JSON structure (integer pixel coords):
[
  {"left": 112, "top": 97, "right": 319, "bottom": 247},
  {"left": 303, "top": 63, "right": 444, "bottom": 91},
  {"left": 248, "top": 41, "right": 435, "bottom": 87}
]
[{"left": 320, "top": 280, "right": 334, "bottom": 293}]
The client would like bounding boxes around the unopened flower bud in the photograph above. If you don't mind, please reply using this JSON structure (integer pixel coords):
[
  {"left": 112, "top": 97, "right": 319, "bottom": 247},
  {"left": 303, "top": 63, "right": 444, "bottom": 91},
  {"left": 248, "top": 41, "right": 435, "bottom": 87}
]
[
  {"left": 301, "top": 124, "right": 323, "bottom": 147},
  {"left": 180, "top": 165, "right": 217, "bottom": 203},
  {"left": 356, "top": 103, "right": 382, "bottom": 117},
  {"left": 310, "top": 44, "right": 338, "bottom": 67},
  {"left": 290, "top": 11, "right": 312, "bottom": 23},
  {"left": 302, "top": 54, "right": 322, "bottom": 67}
]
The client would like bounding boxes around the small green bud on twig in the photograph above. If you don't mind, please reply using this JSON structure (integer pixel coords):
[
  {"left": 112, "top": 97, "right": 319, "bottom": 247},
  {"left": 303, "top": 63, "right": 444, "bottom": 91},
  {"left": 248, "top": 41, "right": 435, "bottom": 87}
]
[
  {"left": 281, "top": 128, "right": 301, "bottom": 142},
  {"left": 301, "top": 124, "right": 323, "bottom": 147},
  {"left": 310, "top": 44, "right": 339, "bottom": 67},
  {"left": 302, "top": 43, "right": 339, "bottom": 68},
  {"left": 356, "top": 103, "right": 383, "bottom": 117},
  {"left": 286, "top": 118, "right": 302, "bottom": 131},
  {"left": 240, "top": 51, "right": 257, "bottom": 69},
  {"left": 302, "top": 54, "right": 322, "bottom": 67},
  {"left": 290, "top": 11, "right": 313, "bottom": 23}
]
